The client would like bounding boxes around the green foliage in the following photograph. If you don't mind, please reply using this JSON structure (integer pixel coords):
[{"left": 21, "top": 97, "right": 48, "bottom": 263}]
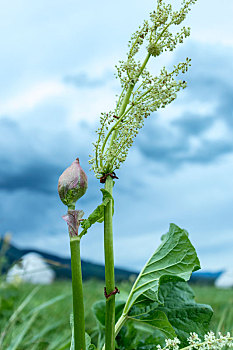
[
  {"left": 80, "top": 224, "right": 213, "bottom": 349},
  {"left": 0, "top": 284, "right": 17, "bottom": 319},
  {"left": 158, "top": 281, "right": 213, "bottom": 346},
  {"left": 123, "top": 223, "right": 200, "bottom": 314},
  {"left": 80, "top": 189, "right": 114, "bottom": 237},
  {"left": 104, "top": 224, "right": 212, "bottom": 349},
  {"left": 93, "top": 300, "right": 125, "bottom": 327},
  {"left": 128, "top": 309, "right": 176, "bottom": 339},
  {"left": 112, "top": 279, "right": 214, "bottom": 349},
  {"left": 192, "top": 286, "right": 233, "bottom": 334},
  {"left": 92, "top": 300, "right": 125, "bottom": 349},
  {"left": 71, "top": 333, "right": 96, "bottom": 350},
  {"left": 8, "top": 312, "right": 38, "bottom": 350},
  {"left": 70, "top": 319, "right": 95, "bottom": 350},
  {"left": 0, "top": 281, "right": 232, "bottom": 349},
  {"left": 117, "top": 326, "right": 168, "bottom": 350},
  {"left": 115, "top": 321, "right": 138, "bottom": 350},
  {"left": 0, "top": 226, "right": 216, "bottom": 350},
  {"left": 54, "top": 0, "right": 226, "bottom": 348},
  {"left": 0, "top": 282, "right": 71, "bottom": 350}
]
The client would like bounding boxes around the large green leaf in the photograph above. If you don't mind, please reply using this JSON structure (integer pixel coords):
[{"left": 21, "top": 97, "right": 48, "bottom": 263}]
[
  {"left": 128, "top": 309, "right": 176, "bottom": 339},
  {"left": 116, "top": 315, "right": 174, "bottom": 350},
  {"left": 80, "top": 189, "right": 114, "bottom": 236},
  {"left": 136, "top": 335, "right": 168, "bottom": 350},
  {"left": 158, "top": 281, "right": 213, "bottom": 346},
  {"left": 128, "top": 294, "right": 160, "bottom": 318},
  {"left": 123, "top": 223, "right": 200, "bottom": 314},
  {"left": 116, "top": 321, "right": 138, "bottom": 350}
]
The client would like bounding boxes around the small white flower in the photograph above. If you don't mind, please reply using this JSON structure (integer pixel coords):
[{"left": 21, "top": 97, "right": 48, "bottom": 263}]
[
  {"left": 188, "top": 332, "right": 201, "bottom": 348},
  {"left": 157, "top": 331, "right": 233, "bottom": 350}
]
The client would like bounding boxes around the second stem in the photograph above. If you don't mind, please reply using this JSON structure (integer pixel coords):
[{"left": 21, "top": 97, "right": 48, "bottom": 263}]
[
  {"left": 104, "top": 176, "right": 115, "bottom": 350},
  {"left": 70, "top": 236, "right": 86, "bottom": 350}
]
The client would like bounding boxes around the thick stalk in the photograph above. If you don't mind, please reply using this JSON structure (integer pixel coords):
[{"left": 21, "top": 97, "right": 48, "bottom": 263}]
[
  {"left": 70, "top": 236, "right": 86, "bottom": 350},
  {"left": 102, "top": 314, "right": 127, "bottom": 350},
  {"left": 104, "top": 176, "right": 115, "bottom": 350}
]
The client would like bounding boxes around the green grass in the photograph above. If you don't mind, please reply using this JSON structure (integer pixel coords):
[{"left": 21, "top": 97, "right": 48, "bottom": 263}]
[
  {"left": 192, "top": 285, "right": 233, "bottom": 334},
  {"left": 0, "top": 280, "right": 232, "bottom": 349}
]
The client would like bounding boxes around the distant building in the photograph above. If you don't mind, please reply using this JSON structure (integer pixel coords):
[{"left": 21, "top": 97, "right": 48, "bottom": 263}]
[
  {"left": 6, "top": 253, "right": 55, "bottom": 285},
  {"left": 215, "top": 270, "right": 233, "bottom": 288}
]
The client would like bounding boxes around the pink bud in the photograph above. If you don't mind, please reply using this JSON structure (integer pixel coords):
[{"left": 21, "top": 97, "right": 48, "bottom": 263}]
[{"left": 58, "top": 158, "right": 88, "bottom": 208}]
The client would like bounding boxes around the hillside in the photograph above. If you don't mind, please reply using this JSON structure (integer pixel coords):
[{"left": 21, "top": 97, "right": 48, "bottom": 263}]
[
  {"left": 0, "top": 238, "right": 137, "bottom": 281},
  {"left": 0, "top": 239, "right": 224, "bottom": 284}
]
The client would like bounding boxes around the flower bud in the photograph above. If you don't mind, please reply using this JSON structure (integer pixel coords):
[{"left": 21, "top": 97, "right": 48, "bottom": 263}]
[
  {"left": 58, "top": 158, "right": 88, "bottom": 208},
  {"left": 147, "top": 43, "right": 161, "bottom": 57}
]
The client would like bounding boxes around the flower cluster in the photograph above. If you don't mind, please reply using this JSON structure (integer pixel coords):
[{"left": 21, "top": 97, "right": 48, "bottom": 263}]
[
  {"left": 156, "top": 332, "right": 233, "bottom": 350},
  {"left": 157, "top": 337, "right": 181, "bottom": 350},
  {"left": 90, "top": 0, "right": 197, "bottom": 178}
]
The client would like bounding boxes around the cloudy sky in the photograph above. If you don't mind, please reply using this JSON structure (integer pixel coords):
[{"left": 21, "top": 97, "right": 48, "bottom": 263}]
[{"left": 0, "top": 0, "right": 233, "bottom": 272}]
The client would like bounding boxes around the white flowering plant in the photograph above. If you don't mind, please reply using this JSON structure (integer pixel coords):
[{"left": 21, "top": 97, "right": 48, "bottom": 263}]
[
  {"left": 57, "top": 1, "right": 233, "bottom": 350},
  {"left": 156, "top": 332, "right": 233, "bottom": 350}
]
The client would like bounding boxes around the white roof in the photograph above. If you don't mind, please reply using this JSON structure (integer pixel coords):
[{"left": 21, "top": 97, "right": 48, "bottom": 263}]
[
  {"left": 6, "top": 253, "right": 55, "bottom": 285},
  {"left": 215, "top": 270, "right": 233, "bottom": 288}
]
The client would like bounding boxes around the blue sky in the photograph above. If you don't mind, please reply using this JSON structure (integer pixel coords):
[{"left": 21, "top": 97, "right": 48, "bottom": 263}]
[{"left": 0, "top": 0, "right": 233, "bottom": 272}]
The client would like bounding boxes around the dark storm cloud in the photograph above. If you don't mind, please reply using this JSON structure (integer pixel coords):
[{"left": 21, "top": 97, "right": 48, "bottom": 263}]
[
  {"left": 0, "top": 116, "right": 62, "bottom": 194},
  {"left": 135, "top": 43, "right": 233, "bottom": 167},
  {"left": 185, "top": 141, "right": 233, "bottom": 164},
  {"left": 137, "top": 113, "right": 233, "bottom": 167},
  {"left": 0, "top": 159, "right": 62, "bottom": 194},
  {"left": 179, "top": 43, "right": 233, "bottom": 126},
  {"left": 173, "top": 114, "right": 213, "bottom": 135},
  {"left": 186, "top": 76, "right": 233, "bottom": 128},
  {"left": 0, "top": 107, "right": 98, "bottom": 197},
  {"left": 0, "top": 107, "right": 101, "bottom": 245}
]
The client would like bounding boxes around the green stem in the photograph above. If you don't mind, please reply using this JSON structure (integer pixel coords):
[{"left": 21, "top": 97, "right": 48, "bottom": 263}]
[
  {"left": 115, "top": 314, "right": 127, "bottom": 337},
  {"left": 102, "top": 314, "right": 127, "bottom": 350},
  {"left": 100, "top": 84, "right": 134, "bottom": 159},
  {"left": 110, "top": 52, "right": 151, "bottom": 144},
  {"left": 104, "top": 176, "right": 115, "bottom": 350},
  {"left": 70, "top": 236, "right": 86, "bottom": 350}
]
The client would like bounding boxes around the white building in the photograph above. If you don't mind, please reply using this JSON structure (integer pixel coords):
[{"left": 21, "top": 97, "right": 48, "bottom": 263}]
[
  {"left": 6, "top": 253, "right": 55, "bottom": 285},
  {"left": 215, "top": 270, "right": 233, "bottom": 288}
]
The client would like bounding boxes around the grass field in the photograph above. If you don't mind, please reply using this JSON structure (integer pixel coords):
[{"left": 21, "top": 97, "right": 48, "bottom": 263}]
[{"left": 0, "top": 279, "right": 232, "bottom": 349}]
